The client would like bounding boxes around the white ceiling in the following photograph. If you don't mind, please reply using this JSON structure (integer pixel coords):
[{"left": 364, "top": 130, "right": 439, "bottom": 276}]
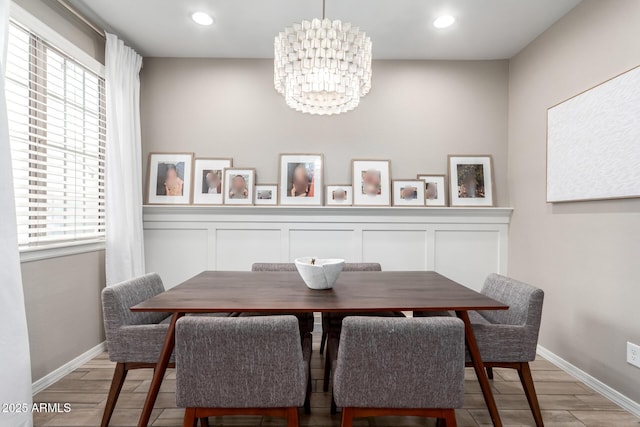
[{"left": 68, "top": 0, "right": 582, "bottom": 60}]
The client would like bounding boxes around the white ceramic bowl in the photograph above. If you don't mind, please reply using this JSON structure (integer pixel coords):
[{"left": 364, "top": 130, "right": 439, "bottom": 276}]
[{"left": 294, "top": 257, "right": 345, "bottom": 290}]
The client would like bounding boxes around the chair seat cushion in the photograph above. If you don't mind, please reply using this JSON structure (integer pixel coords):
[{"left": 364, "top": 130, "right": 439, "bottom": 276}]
[
  {"left": 413, "top": 310, "right": 537, "bottom": 363},
  {"left": 467, "top": 311, "right": 537, "bottom": 363},
  {"left": 106, "top": 323, "right": 175, "bottom": 364}
]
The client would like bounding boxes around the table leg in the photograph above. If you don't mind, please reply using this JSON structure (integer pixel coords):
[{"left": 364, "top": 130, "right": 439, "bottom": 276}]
[
  {"left": 138, "top": 312, "right": 184, "bottom": 427},
  {"left": 456, "top": 310, "right": 502, "bottom": 427}
]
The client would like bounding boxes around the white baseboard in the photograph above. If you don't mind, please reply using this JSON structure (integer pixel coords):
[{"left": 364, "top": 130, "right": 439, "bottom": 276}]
[
  {"left": 537, "top": 345, "right": 640, "bottom": 418},
  {"left": 32, "top": 341, "right": 106, "bottom": 396}
]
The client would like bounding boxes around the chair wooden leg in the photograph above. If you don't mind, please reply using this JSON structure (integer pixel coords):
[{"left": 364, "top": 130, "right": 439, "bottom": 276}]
[
  {"left": 286, "top": 407, "right": 299, "bottom": 427},
  {"left": 341, "top": 407, "right": 354, "bottom": 427},
  {"left": 436, "top": 418, "right": 446, "bottom": 427},
  {"left": 320, "top": 332, "right": 327, "bottom": 354},
  {"left": 101, "top": 362, "right": 128, "bottom": 427},
  {"left": 443, "top": 409, "right": 458, "bottom": 427},
  {"left": 330, "top": 394, "right": 337, "bottom": 415},
  {"left": 183, "top": 408, "right": 197, "bottom": 427},
  {"left": 487, "top": 367, "right": 494, "bottom": 380},
  {"left": 323, "top": 340, "right": 331, "bottom": 392},
  {"left": 517, "top": 362, "right": 544, "bottom": 427},
  {"left": 304, "top": 370, "right": 312, "bottom": 414},
  {"left": 199, "top": 417, "right": 209, "bottom": 427}
]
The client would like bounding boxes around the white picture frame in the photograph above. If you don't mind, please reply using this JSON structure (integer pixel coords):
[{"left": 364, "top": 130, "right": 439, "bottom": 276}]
[
  {"left": 147, "top": 153, "right": 193, "bottom": 205},
  {"left": 223, "top": 168, "right": 255, "bottom": 206},
  {"left": 192, "top": 158, "right": 233, "bottom": 205},
  {"left": 325, "top": 185, "right": 353, "bottom": 206},
  {"left": 278, "top": 154, "right": 323, "bottom": 206},
  {"left": 352, "top": 159, "right": 391, "bottom": 206},
  {"left": 392, "top": 180, "right": 425, "bottom": 207},
  {"left": 255, "top": 184, "right": 278, "bottom": 205},
  {"left": 417, "top": 174, "right": 447, "bottom": 207},
  {"left": 448, "top": 155, "right": 495, "bottom": 207}
]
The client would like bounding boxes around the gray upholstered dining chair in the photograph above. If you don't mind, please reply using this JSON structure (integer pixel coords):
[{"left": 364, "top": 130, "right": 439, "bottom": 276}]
[
  {"left": 100, "top": 273, "right": 173, "bottom": 427},
  {"left": 175, "top": 316, "right": 310, "bottom": 427},
  {"left": 321, "top": 263, "right": 406, "bottom": 393},
  {"left": 333, "top": 317, "right": 465, "bottom": 427},
  {"left": 467, "top": 273, "right": 545, "bottom": 427},
  {"left": 100, "top": 273, "right": 229, "bottom": 427},
  {"left": 415, "top": 273, "right": 545, "bottom": 426}
]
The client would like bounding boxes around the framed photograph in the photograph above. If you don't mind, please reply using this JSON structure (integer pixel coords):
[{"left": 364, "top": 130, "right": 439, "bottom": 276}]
[
  {"left": 325, "top": 185, "right": 353, "bottom": 206},
  {"left": 147, "top": 153, "right": 193, "bottom": 205},
  {"left": 352, "top": 159, "right": 391, "bottom": 206},
  {"left": 417, "top": 174, "right": 447, "bottom": 207},
  {"left": 392, "top": 180, "right": 425, "bottom": 207},
  {"left": 278, "top": 154, "right": 323, "bottom": 206},
  {"left": 223, "top": 168, "right": 255, "bottom": 206},
  {"left": 192, "top": 158, "right": 233, "bottom": 205},
  {"left": 448, "top": 155, "right": 495, "bottom": 207},
  {"left": 255, "top": 184, "right": 278, "bottom": 206}
]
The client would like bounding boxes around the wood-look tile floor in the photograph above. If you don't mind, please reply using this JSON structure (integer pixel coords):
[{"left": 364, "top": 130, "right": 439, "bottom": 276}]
[{"left": 33, "top": 327, "right": 640, "bottom": 427}]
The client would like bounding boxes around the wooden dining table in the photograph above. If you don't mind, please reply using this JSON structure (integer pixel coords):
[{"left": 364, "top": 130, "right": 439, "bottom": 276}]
[{"left": 131, "top": 270, "right": 508, "bottom": 427}]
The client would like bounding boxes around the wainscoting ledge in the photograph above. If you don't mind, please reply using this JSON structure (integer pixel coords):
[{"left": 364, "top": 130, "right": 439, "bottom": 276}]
[{"left": 143, "top": 205, "right": 514, "bottom": 225}]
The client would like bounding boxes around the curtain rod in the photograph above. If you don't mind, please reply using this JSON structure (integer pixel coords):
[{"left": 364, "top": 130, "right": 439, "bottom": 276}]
[{"left": 54, "top": 0, "right": 105, "bottom": 39}]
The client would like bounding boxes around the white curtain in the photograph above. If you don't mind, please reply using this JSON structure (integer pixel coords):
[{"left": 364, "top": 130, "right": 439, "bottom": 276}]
[
  {"left": 105, "top": 33, "right": 145, "bottom": 286},
  {"left": 0, "top": 0, "right": 33, "bottom": 426}
]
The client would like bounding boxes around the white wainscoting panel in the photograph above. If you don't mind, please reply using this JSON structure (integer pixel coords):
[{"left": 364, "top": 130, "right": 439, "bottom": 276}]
[
  {"left": 362, "top": 230, "right": 427, "bottom": 271},
  {"left": 143, "top": 206, "right": 512, "bottom": 289},
  {"left": 216, "top": 229, "right": 281, "bottom": 271},
  {"left": 434, "top": 230, "right": 502, "bottom": 291},
  {"left": 289, "top": 229, "right": 355, "bottom": 261},
  {"left": 144, "top": 228, "right": 208, "bottom": 289}
]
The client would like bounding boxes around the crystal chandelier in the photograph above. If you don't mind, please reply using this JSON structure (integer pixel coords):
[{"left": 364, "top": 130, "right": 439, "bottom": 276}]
[{"left": 274, "top": 0, "right": 372, "bottom": 115}]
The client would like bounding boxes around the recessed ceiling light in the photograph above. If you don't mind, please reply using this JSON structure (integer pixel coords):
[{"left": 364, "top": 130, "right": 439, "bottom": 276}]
[
  {"left": 433, "top": 15, "right": 455, "bottom": 29},
  {"left": 192, "top": 11, "right": 214, "bottom": 26}
]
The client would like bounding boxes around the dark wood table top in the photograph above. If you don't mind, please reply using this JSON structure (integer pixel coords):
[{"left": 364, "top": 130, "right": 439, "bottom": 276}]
[{"left": 131, "top": 271, "right": 508, "bottom": 313}]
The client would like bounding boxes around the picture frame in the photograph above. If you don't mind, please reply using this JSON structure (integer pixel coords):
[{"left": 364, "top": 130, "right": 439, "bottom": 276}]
[
  {"left": 278, "top": 154, "right": 323, "bottom": 206},
  {"left": 392, "top": 179, "right": 425, "bottom": 207},
  {"left": 255, "top": 184, "right": 278, "bottom": 206},
  {"left": 223, "top": 168, "right": 256, "bottom": 206},
  {"left": 448, "top": 155, "right": 495, "bottom": 207},
  {"left": 192, "top": 158, "right": 233, "bottom": 205},
  {"left": 352, "top": 159, "right": 391, "bottom": 206},
  {"left": 325, "top": 185, "right": 353, "bottom": 206},
  {"left": 417, "top": 174, "right": 447, "bottom": 207},
  {"left": 147, "top": 152, "right": 193, "bottom": 205}
]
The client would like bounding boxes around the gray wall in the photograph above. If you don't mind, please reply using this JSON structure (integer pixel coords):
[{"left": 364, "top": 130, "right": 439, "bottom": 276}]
[
  {"left": 12, "top": 0, "right": 107, "bottom": 383},
  {"left": 140, "top": 58, "right": 510, "bottom": 206},
  {"left": 508, "top": 0, "right": 640, "bottom": 403},
  {"left": 21, "top": 251, "right": 106, "bottom": 381}
]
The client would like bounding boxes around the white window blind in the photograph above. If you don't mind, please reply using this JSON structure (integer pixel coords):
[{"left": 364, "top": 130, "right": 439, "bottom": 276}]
[{"left": 5, "top": 20, "right": 106, "bottom": 249}]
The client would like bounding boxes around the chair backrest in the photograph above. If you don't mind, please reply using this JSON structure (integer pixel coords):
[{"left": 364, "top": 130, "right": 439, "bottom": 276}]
[
  {"left": 333, "top": 317, "right": 465, "bottom": 409},
  {"left": 480, "top": 273, "right": 544, "bottom": 330},
  {"left": 175, "top": 316, "right": 307, "bottom": 409},
  {"left": 251, "top": 263, "right": 297, "bottom": 272},
  {"left": 101, "top": 273, "right": 167, "bottom": 333},
  {"left": 251, "top": 262, "right": 382, "bottom": 272}
]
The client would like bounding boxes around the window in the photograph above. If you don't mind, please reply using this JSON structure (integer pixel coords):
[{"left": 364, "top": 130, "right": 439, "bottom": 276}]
[{"left": 5, "top": 20, "right": 106, "bottom": 249}]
